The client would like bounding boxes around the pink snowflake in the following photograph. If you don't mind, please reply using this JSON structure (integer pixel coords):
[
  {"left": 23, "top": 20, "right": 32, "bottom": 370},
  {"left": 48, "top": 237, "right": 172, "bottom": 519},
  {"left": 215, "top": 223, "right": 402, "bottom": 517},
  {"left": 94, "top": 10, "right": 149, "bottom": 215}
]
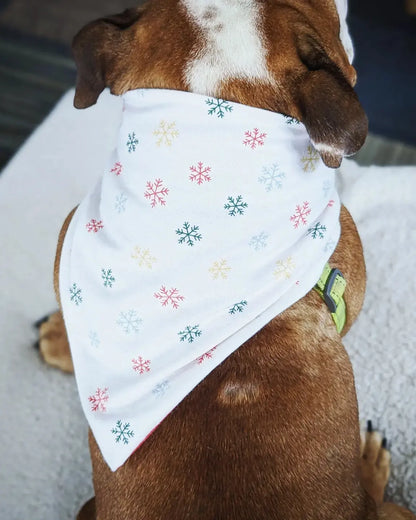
[
  {"left": 110, "top": 162, "right": 123, "bottom": 176},
  {"left": 144, "top": 178, "right": 169, "bottom": 207},
  {"left": 195, "top": 346, "right": 217, "bottom": 365},
  {"left": 189, "top": 162, "right": 212, "bottom": 185},
  {"left": 290, "top": 202, "right": 311, "bottom": 228},
  {"left": 88, "top": 387, "right": 109, "bottom": 412},
  {"left": 243, "top": 128, "right": 267, "bottom": 149},
  {"left": 86, "top": 219, "right": 104, "bottom": 233},
  {"left": 328, "top": 199, "right": 335, "bottom": 208},
  {"left": 132, "top": 356, "right": 151, "bottom": 374},
  {"left": 154, "top": 286, "right": 185, "bottom": 309}
]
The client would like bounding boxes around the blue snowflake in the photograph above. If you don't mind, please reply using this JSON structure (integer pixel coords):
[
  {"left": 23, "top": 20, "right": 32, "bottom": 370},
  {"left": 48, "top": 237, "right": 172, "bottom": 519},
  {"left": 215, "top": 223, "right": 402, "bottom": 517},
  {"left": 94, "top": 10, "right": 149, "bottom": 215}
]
[
  {"left": 178, "top": 325, "right": 202, "bottom": 343},
  {"left": 206, "top": 98, "right": 233, "bottom": 118},
  {"left": 69, "top": 283, "right": 82, "bottom": 305},
  {"left": 89, "top": 330, "right": 100, "bottom": 348},
  {"left": 307, "top": 222, "right": 327, "bottom": 239},
  {"left": 324, "top": 239, "right": 337, "bottom": 253},
  {"left": 114, "top": 192, "right": 127, "bottom": 213},
  {"left": 117, "top": 309, "right": 142, "bottom": 334},
  {"left": 322, "top": 180, "right": 331, "bottom": 198},
  {"left": 111, "top": 420, "right": 134, "bottom": 445},
  {"left": 176, "top": 222, "right": 202, "bottom": 246},
  {"left": 152, "top": 380, "right": 170, "bottom": 398},
  {"left": 224, "top": 195, "right": 248, "bottom": 216},
  {"left": 126, "top": 132, "right": 139, "bottom": 153},
  {"left": 249, "top": 232, "right": 269, "bottom": 251},
  {"left": 258, "top": 164, "right": 285, "bottom": 192},
  {"left": 229, "top": 300, "right": 248, "bottom": 315},
  {"left": 101, "top": 268, "right": 115, "bottom": 288}
]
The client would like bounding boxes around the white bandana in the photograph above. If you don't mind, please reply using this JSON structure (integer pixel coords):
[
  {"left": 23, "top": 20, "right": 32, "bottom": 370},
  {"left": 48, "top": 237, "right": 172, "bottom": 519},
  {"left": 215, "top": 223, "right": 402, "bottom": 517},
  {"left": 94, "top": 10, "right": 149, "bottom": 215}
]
[{"left": 60, "top": 88, "right": 341, "bottom": 471}]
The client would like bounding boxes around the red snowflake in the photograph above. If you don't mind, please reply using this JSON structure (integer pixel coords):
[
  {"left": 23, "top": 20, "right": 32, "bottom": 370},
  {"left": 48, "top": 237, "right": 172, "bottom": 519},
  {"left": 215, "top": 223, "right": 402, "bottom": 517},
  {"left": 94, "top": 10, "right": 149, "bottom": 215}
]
[
  {"left": 243, "top": 128, "right": 267, "bottom": 149},
  {"left": 189, "top": 162, "right": 212, "bottom": 185},
  {"left": 290, "top": 202, "right": 311, "bottom": 228},
  {"left": 88, "top": 387, "right": 109, "bottom": 412},
  {"left": 195, "top": 346, "right": 217, "bottom": 365},
  {"left": 154, "top": 286, "right": 185, "bottom": 309},
  {"left": 132, "top": 356, "right": 151, "bottom": 374},
  {"left": 86, "top": 219, "right": 104, "bottom": 233},
  {"left": 327, "top": 199, "right": 335, "bottom": 208},
  {"left": 110, "top": 162, "right": 123, "bottom": 176},
  {"left": 144, "top": 178, "right": 169, "bottom": 207}
]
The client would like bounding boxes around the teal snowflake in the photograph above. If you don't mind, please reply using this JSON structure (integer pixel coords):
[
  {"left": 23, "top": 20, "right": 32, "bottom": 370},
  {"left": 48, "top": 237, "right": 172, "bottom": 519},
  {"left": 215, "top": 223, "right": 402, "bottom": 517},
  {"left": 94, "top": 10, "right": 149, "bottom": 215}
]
[
  {"left": 101, "top": 268, "right": 115, "bottom": 288},
  {"left": 307, "top": 222, "right": 327, "bottom": 239},
  {"left": 206, "top": 98, "right": 233, "bottom": 118},
  {"left": 284, "top": 116, "right": 300, "bottom": 125},
  {"left": 258, "top": 164, "right": 285, "bottom": 192},
  {"left": 178, "top": 325, "right": 202, "bottom": 343},
  {"left": 111, "top": 420, "right": 134, "bottom": 445},
  {"left": 229, "top": 300, "right": 248, "bottom": 315},
  {"left": 126, "top": 132, "right": 139, "bottom": 153},
  {"left": 176, "top": 222, "right": 202, "bottom": 246},
  {"left": 224, "top": 195, "right": 248, "bottom": 216},
  {"left": 69, "top": 283, "right": 82, "bottom": 305}
]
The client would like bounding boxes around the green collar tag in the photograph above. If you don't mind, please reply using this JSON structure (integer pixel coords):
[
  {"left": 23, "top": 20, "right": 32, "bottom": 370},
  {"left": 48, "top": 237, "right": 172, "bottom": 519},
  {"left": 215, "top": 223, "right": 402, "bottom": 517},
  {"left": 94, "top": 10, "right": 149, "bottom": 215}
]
[{"left": 314, "top": 264, "right": 347, "bottom": 334}]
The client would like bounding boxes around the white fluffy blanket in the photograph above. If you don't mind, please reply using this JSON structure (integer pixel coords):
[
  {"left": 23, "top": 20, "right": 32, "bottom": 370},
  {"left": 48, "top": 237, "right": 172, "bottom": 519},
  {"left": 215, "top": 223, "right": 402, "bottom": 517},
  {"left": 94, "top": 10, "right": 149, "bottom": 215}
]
[{"left": 0, "top": 90, "right": 415, "bottom": 519}]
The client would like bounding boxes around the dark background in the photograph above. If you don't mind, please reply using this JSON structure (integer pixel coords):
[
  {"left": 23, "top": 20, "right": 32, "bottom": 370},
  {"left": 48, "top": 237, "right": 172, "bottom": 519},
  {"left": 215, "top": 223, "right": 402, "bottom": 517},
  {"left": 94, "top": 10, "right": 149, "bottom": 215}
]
[{"left": 0, "top": 0, "right": 415, "bottom": 169}]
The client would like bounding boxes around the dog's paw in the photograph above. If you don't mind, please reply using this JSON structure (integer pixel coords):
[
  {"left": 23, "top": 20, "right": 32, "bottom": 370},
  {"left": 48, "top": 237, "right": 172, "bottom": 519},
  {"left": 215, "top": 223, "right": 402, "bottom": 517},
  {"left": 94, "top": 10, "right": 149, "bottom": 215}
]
[
  {"left": 360, "top": 420, "right": 391, "bottom": 507},
  {"left": 36, "top": 311, "right": 74, "bottom": 373}
]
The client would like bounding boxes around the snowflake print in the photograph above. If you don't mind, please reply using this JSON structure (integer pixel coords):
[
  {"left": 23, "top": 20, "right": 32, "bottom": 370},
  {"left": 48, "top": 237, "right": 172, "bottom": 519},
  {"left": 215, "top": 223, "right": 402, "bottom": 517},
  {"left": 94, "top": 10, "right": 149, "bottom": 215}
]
[
  {"left": 327, "top": 199, "right": 335, "bottom": 208},
  {"left": 153, "top": 120, "right": 179, "bottom": 147},
  {"left": 88, "top": 387, "right": 109, "bottom": 413},
  {"left": 206, "top": 98, "right": 233, "bottom": 118},
  {"left": 258, "top": 164, "right": 285, "bottom": 192},
  {"left": 111, "top": 420, "right": 134, "bottom": 444},
  {"left": 117, "top": 309, "right": 142, "bottom": 334},
  {"left": 307, "top": 222, "right": 327, "bottom": 239},
  {"left": 324, "top": 239, "right": 337, "bottom": 253},
  {"left": 152, "top": 380, "right": 170, "bottom": 398},
  {"left": 209, "top": 259, "right": 231, "bottom": 280},
  {"left": 127, "top": 132, "right": 139, "bottom": 153},
  {"left": 249, "top": 232, "right": 269, "bottom": 251},
  {"left": 114, "top": 192, "right": 127, "bottom": 213},
  {"left": 302, "top": 145, "right": 320, "bottom": 172},
  {"left": 178, "top": 325, "right": 202, "bottom": 343},
  {"left": 284, "top": 116, "right": 300, "bottom": 125},
  {"left": 101, "top": 268, "right": 115, "bottom": 288},
  {"left": 131, "top": 247, "right": 157, "bottom": 269},
  {"left": 290, "top": 202, "right": 311, "bottom": 228},
  {"left": 176, "top": 222, "right": 202, "bottom": 246},
  {"left": 224, "top": 195, "right": 248, "bottom": 216},
  {"left": 273, "top": 257, "right": 296, "bottom": 281},
  {"left": 229, "top": 300, "right": 248, "bottom": 315},
  {"left": 243, "top": 128, "right": 267, "bottom": 149},
  {"left": 154, "top": 286, "right": 185, "bottom": 309},
  {"left": 86, "top": 219, "right": 104, "bottom": 233},
  {"left": 89, "top": 330, "right": 100, "bottom": 348},
  {"left": 69, "top": 283, "right": 82, "bottom": 305},
  {"left": 195, "top": 346, "right": 217, "bottom": 364},
  {"left": 110, "top": 162, "right": 123, "bottom": 176},
  {"left": 189, "top": 162, "right": 212, "bottom": 185},
  {"left": 132, "top": 356, "right": 151, "bottom": 374},
  {"left": 144, "top": 178, "right": 169, "bottom": 208}
]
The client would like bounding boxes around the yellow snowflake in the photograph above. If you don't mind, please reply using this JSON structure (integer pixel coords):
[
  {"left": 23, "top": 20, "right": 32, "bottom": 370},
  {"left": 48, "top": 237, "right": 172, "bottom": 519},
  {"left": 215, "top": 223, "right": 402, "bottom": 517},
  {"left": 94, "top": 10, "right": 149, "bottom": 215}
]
[
  {"left": 301, "top": 145, "right": 320, "bottom": 172},
  {"left": 273, "top": 257, "right": 295, "bottom": 281},
  {"left": 209, "top": 259, "right": 231, "bottom": 280},
  {"left": 153, "top": 120, "right": 179, "bottom": 147},
  {"left": 131, "top": 247, "right": 157, "bottom": 269}
]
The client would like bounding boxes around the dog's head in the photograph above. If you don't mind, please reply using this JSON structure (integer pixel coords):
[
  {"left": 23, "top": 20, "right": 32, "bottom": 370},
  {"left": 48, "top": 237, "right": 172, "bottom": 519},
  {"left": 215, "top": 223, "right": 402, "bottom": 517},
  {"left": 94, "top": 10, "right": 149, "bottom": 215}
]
[{"left": 72, "top": 0, "right": 367, "bottom": 168}]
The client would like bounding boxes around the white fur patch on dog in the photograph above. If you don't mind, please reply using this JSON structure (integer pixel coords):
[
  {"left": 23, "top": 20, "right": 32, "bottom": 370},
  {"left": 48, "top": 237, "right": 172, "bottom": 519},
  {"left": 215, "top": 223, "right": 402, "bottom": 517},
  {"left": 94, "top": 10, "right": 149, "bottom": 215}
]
[{"left": 182, "top": 0, "right": 274, "bottom": 95}]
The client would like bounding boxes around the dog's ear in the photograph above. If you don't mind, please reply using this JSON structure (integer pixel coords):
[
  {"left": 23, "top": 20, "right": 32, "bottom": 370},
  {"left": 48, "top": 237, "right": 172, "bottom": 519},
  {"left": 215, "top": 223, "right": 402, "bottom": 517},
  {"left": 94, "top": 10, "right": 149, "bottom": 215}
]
[
  {"left": 72, "top": 8, "right": 143, "bottom": 109},
  {"left": 295, "top": 34, "right": 368, "bottom": 168}
]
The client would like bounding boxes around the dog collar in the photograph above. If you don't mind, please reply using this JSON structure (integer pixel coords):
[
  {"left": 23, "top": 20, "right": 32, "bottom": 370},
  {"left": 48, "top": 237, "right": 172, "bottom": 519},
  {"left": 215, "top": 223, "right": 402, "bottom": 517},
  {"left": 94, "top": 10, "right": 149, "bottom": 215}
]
[
  {"left": 314, "top": 263, "right": 347, "bottom": 333},
  {"left": 60, "top": 88, "right": 341, "bottom": 471}
]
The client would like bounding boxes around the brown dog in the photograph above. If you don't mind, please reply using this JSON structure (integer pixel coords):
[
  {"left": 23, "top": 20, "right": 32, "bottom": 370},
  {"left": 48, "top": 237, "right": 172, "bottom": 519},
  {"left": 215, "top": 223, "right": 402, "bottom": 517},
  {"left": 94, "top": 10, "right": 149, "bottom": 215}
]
[{"left": 39, "top": 1, "right": 416, "bottom": 519}]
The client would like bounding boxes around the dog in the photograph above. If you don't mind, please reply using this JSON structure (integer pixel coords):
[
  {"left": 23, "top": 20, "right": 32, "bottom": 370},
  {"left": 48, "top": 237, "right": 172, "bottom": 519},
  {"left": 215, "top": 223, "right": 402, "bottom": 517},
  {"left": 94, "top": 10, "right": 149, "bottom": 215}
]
[{"left": 38, "top": 1, "right": 416, "bottom": 518}]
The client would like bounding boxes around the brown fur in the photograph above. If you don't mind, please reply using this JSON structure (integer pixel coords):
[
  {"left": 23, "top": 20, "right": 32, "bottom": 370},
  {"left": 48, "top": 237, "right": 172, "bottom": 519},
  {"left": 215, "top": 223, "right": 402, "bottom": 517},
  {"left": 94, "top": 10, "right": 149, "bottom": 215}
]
[{"left": 39, "top": 1, "right": 415, "bottom": 518}]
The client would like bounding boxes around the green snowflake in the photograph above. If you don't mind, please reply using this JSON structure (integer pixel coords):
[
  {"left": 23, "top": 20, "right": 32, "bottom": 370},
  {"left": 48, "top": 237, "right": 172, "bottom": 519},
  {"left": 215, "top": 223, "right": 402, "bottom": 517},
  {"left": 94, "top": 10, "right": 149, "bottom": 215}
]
[
  {"left": 176, "top": 222, "right": 202, "bottom": 246},
  {"left": 206, "top": 98, "right": 233, "bottom": 118},
  {"left": 101, "top": 268, "right": 115, "bottom": 288},
  {"left": 224, "top": 195, "right": 248, "bottom": 216}
]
